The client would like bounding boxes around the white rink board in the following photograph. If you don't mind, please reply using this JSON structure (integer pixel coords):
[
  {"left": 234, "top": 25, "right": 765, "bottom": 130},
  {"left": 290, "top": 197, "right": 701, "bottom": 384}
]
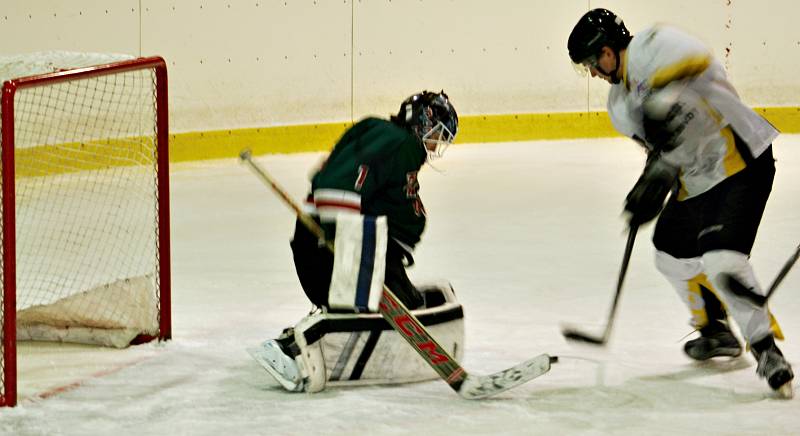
[{"left": 1, "top": 2, "right": 798, "bottom": 130}]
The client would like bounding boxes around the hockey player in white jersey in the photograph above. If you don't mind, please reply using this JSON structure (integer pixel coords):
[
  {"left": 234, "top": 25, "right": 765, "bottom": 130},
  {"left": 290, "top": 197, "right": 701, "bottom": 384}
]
[{"left": 568, "top": 8, "right": 793, "bottom": 397}]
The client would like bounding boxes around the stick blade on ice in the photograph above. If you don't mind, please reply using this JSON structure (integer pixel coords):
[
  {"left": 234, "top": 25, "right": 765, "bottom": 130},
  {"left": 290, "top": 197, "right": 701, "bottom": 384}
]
[{"left": 561, "top": 325, "right": 607, "bottom": 345}]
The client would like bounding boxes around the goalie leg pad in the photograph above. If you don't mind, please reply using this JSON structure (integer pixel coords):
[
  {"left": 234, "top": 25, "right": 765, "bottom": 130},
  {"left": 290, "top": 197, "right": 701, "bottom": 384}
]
[
  {"left": 328, "top": 214, "right": 388, "bottom": 312},
  {"left": 292, "top": 283, "right": 464, "bottom": 390},
  {"left": 293, "top": 314, "right": 328, "bottom": 393}
]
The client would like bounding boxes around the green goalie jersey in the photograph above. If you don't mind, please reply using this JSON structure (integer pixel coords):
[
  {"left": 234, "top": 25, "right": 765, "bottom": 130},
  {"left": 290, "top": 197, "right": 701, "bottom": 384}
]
[{"left": 310, "top": 117, "right": 428, "bottom": 249}]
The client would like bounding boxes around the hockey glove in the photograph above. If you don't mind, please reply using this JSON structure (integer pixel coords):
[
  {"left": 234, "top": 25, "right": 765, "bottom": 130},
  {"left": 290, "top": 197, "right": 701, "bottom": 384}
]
[
  {"left": 643, "top": 113, "right": 678, "bottom": 152},
  {"left": 624, "top": 157, "right": 678, "bottom": 226},
  {"left": 641, "top": 82, "right": 707, "bottom": 153}
]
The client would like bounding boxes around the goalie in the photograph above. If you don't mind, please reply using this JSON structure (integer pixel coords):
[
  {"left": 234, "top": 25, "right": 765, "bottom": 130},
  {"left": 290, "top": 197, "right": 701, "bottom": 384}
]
[{"left": 249, "top": 91, "right": 464, "bottom": 393}]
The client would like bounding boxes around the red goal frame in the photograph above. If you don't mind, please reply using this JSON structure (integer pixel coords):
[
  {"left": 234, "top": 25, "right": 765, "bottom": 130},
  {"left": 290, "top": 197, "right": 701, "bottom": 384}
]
[{"left": 0, "top": 56, "right": 171, "bottom": 407}]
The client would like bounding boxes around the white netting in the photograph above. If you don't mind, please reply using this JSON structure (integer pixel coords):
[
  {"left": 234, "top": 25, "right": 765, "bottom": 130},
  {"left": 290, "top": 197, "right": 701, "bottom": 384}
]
[
  {"left": 0, "top": 51, "right": 134, "bottom": 84},
  {"left": 0, "top": 52, "right": 164, "bottom": 360}
]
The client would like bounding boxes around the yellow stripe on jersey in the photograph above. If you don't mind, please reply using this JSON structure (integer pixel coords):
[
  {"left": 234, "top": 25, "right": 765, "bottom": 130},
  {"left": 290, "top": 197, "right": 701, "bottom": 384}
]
[
  {"left": 676, "top": 171, "right": 689, "bottom": 201},
  {"left": 676, "top": 128, "right": 746, "bottom": 200},
  {"left": 720, "top": 126, "right": 747, "bottom": 176},
  {"left": 649, "top": 55, "right": 711, "bottom": 89},
  {"left": 705, "top": 99, "right": 746, "bottom": 177}
]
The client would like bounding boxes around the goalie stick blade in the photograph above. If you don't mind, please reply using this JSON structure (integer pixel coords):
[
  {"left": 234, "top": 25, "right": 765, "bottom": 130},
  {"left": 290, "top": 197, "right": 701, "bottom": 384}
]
[
  {"left": 561, "top": 325, "right": 607, "bottom": 346},
  {"left": 458, "top": 354, "right": 557, "bottom": 400}
]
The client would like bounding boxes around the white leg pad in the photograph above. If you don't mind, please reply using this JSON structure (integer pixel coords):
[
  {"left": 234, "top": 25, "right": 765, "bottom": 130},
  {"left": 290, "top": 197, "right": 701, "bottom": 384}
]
[
  {"left": 291, "top": 283, "right": 464, "bottom": 392},
  {"left": 293, "top": 313, "right": 328, "bottom": 393},
  {"left": 329, "top": 214, "right": 387, "bottom": 312}
]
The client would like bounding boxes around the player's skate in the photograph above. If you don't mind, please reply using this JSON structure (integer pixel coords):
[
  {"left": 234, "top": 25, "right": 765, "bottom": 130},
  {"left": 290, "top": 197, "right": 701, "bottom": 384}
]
[
  {"left": 753, "top": 336, "right": 794, "bottom": 399},
  {"left": 684, "top": 321, "right": 742, "bottom": 361},
  {"left": 248, "top": 330, "right": 305, "bottom": 392}
]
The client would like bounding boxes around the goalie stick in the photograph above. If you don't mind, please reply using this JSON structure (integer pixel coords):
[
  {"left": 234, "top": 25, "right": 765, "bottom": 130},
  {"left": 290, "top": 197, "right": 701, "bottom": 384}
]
[
  {"left": 561, "top": 224, "right": 639, "bottom": 346},
  {"left": 724, "top": 243, "right": 800, "bottom": 307},
  {"left": 239, "top": 149, "right": 556, "bottom": 399}
]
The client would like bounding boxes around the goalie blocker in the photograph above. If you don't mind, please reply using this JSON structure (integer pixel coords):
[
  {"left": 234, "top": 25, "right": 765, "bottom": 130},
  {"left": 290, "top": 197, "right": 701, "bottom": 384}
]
[{"left": 249, "top": 283, "right": 464, "bottom": 392}]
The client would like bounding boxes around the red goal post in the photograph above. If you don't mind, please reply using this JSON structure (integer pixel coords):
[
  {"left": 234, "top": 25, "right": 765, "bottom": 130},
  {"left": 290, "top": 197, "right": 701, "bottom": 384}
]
[{"left": 0, "top": 54, "right": 171, "bottom": 407}]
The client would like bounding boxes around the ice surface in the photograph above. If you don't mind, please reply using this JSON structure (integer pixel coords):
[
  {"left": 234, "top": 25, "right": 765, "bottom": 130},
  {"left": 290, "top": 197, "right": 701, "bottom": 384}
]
[{"left": 1, "top": 136, "right": 798, "bottom": 435}]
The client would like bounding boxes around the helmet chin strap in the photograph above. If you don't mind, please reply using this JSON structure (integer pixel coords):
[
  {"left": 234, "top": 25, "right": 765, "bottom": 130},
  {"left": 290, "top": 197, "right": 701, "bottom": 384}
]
[
  {"left": 598, "top": 50, "right": 622, "bottom": 84},
  {"left": 609, "top": 49, "right": 620, "bottom": 85}
]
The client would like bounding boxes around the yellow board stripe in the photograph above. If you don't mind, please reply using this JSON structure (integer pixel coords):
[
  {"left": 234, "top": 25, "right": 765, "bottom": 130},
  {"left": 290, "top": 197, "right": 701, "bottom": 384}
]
[
  {"left": 10, "top": 107, "right": 800, "bottom": 176},
  {"left": 167, "top": 107, "right": 799, "bottom": 162},
  {"left": 14, "top": 139, "right": 156, "bottom": 178},
  {"left": 167, "top": 111, "right": 620, "bottom": 162},
  {"left": 457, "top": 111, "right": 619, "bottom": 143},
  {"left": 169, "top": 122, "right": 352, "bottom": 162}
]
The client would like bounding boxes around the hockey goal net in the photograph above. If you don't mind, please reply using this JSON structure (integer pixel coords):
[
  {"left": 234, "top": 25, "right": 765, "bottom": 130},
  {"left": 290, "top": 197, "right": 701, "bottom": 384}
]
[{"left": 0, "top": 52, "right": 171, "bottom": 407}]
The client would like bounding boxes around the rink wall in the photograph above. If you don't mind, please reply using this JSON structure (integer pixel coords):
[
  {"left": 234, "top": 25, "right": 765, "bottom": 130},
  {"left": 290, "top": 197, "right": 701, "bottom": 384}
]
[{"left": 1, "top": 1, "right": 799, "bottom": 161}]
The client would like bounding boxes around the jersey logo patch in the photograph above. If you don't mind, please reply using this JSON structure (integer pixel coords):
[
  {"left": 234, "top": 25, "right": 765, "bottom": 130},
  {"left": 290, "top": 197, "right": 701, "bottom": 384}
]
[
  {"left": 355, "top": 165, "right": 369, "bottom": 191},
  {"left": 405, "top": 171, "right": 426, "bottom": 217},
  {"left": 405, "top": 171, "right": 419, "bottom": 198}
]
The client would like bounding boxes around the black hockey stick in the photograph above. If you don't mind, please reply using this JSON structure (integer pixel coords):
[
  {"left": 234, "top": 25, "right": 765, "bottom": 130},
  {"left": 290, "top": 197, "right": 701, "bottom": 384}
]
[
  {"left": 725, "top": 244, "right": 800, "bottom": 307},
  {"left": 240, "top": 149, "right": 556, "bottom": 399},
  {"left": 561, "top": 224, "right": 638, "bottom": 346}
]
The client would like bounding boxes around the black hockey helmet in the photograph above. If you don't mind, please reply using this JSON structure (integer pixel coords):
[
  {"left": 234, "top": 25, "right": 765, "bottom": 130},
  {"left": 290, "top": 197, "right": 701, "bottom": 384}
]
[
  {"left": 568, "top": 8, "right": 632, "bottom": 66},
  {"left": 392, "top": 90, "right": 458, "bottom": 159}
]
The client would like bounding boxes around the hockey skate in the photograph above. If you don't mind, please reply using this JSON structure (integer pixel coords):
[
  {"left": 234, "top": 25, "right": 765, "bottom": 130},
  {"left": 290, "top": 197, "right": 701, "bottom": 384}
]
[
  {"left": 684, "top": 322, "right": 742, "bottom": 361},
  {"left": 248, "top": 332, "right": 305, "bottom": 392},
  {"left": 753, "top": 336, "right": 794, "bottom": 399}
]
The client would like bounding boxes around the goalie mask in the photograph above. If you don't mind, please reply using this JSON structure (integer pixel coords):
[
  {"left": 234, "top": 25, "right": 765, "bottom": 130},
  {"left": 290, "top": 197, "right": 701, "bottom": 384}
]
[{"left": 394, "top": 90, "right": 458, "bottom": 160}]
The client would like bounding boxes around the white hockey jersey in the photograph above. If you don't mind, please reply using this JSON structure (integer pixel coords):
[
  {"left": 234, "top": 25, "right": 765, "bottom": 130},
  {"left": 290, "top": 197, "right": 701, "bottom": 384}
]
[{"left": 607, "top": 25, "right": 779, "bottom": 200}]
